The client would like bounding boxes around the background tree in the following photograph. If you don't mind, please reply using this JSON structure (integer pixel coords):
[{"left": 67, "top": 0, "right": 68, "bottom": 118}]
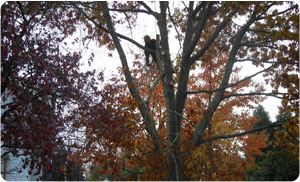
[
  {"left": 247, "top": 149, "right": 299, "bottom": 181},
  {"left": 246, "top": 106, "right": 299, "bottom": 181},
  {"left": 69, "top": 1, "right": 298, "bottom": 179},
  {"left": 41, "top": 145, "right": 85, "bottom": 181},
  {"left": 252, "top": 105, "right": 276, "bottom": 143},
  {"left": 253, "top": 105, "right": 272, "bottom": 128},
  {"left": 1, "top": 1, "right": 102, "bottom": 175}
]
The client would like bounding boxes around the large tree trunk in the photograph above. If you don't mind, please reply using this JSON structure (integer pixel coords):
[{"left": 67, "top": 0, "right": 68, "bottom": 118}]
[{"left": 156, "top": 2, "right": 183, "bottom": 180}]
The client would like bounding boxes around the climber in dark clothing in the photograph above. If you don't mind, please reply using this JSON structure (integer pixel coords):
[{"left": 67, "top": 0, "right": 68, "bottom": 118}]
[{"left": 144, "top": 35, "right": 157, "bottom": 66}]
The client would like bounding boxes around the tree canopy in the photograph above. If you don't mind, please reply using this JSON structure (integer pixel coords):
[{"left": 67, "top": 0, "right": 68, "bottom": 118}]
[
  {"left": 1, "top": 1, "right": 298, "bottom": 180},
  {"left": 247, "top": 105, "right": 299, "bottom": 181},
  {"left": 1, "top": 2, "right": 102, "bottom": 177}
]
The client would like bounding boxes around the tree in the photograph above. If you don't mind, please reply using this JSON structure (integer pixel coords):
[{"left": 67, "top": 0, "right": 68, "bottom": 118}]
[
  {"left": 246, "top": 109, "right": 299, "bottom": 181},
  {"left": 73, "top": 56, "right": 268, "bottom": 180},
  {"left": 67, "top": 1, "right": 298, "bottom": 179},
  {"left": 246, "top": 149, "right": 299, "bottom": 181},
  {"left": 246, "top": 105, "right": 299, "bottom": 181},
  {"left": 253, "top": 105, "right": 272, "bottom": 128},
  {"left": 41, "top": 145, "right": 85, "bottom": 181},
  {"left": 3, "top": 2, "right": 298, "bottom": 180},
  {"left": 252, "top": 105, "right": 276, "bottom": 142},
  {"left": 1, "top": 2, "right": 102, "bottom": 175},
  {"left": 273, "top": 108, "right": 299, "bottom": 158},
  {"left": 72, "top": 35, "right": 277, "bottom": 180}
]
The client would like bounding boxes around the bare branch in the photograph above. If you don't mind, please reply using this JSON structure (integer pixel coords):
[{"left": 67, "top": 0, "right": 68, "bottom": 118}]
[
  {"left": 181, "top": 1, "right": 188, "bottom": 10},
  {"left": 123, "top": 12, "right": 133, "bottom": 37},
  {"left": 181, "top": 1, "right": 195, "bottom": 59},
  {"left": 235, "top": 58, "right": 296, "bottom": 65},
  {"left": 234, "top": 58, "right": 257, "bottom": 62},
  {"left": 259, "top": 4, "right": 298, "bottom": 20},
  {"left": 200, "top": 121, "right": 285, "bottom": 144},
  {"left": 106, "top": 2, "right": 155, "bottom": 16},
  {"left": 189, "top": 11, "right": 234, "bottom": 64},
  {"left": 223, "top": 92, "right": 286, "bottom": 99},
  {"left": 186, "top": 2, "right": 212, "bottom": 59},
  {"left": 137, "top": 1, "right": 159, "bottom": 18},
  {"left": 108, "top": 7, "right": 151, "bottom": 15},
  {"left": 240, "top": 40, "right": 277, "bottom": 49},
  {"left": 191, "top": 2, "right": 206, "bottom": 18}
]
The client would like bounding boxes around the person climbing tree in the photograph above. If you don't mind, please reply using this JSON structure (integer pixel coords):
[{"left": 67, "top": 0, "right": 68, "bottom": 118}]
[{"left": 144, "top": 35, "right": 157, "bottom": 66}]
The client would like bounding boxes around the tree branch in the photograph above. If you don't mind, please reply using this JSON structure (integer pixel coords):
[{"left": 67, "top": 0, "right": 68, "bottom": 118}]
[
  {"left": 170, "top": 110, "right": 195, "bottom": 127},
  {"left": 167, "top": 5, "right": 182, "bottom": 53},
  {"left": 285, "top": 127, "right": 300, "bottom": 144},
  {"left": 72, "top": 2, "right": 156, "bottom": 54},
  {"left": 187, "top": 63, "right": 278, "bottom": 95},
  {"left": 240, "top": 40, "right": 277, "bottom": 49},
  {"left": 223, "top": 92, "right": 286, "bottom": 99},
  {"left": 183, "top": 2, "right": 212, "bottom": 62},
  {"left": 200, "top": 121, "right": 285, "bottom": 144},
  {"left": 189, "top": 10, "right": 235, "bottom": 64},
  {"left": 234, "top": 58, "right": 257, "bottom": 62},
  {"left": 146, "top": 76, "right": 161, "bottom": 106},
  {"left": 108, "top": 6, "right": 151, "bottom": 15},
  {"left": 192, "top": 6, "right": 261, "bottom": 146},
  {"left": 191, "top": 2, "right": 206, "bottom": 18},
  {"left": 181, "top": 1, "right": 195, "bottom": 60},
  {"left": 100, "top": 2, "right": 161, "bottom": 151},
  {"left": 137, "top": 1, "right": 159, "bottom": 18},
  {"left": 181, "top": 1, "right": 188, "bottom": 10},
  {"left": 235, "top": 58, "right": 297, "bottom": 66},
  {"left": 259, "top": 4, "right": 298, "bottom": 20}
]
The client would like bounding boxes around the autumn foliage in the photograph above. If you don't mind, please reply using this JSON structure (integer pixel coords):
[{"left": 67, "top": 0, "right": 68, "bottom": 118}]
[
  {"left": 1, "top": 1, "right": 298, "bottom": 180},
  {"left": 1, "top": 2, "right": 101, "bottom": 177},
  {"left": 71, "top": 53, "right": 269, "bottom": 180}
]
